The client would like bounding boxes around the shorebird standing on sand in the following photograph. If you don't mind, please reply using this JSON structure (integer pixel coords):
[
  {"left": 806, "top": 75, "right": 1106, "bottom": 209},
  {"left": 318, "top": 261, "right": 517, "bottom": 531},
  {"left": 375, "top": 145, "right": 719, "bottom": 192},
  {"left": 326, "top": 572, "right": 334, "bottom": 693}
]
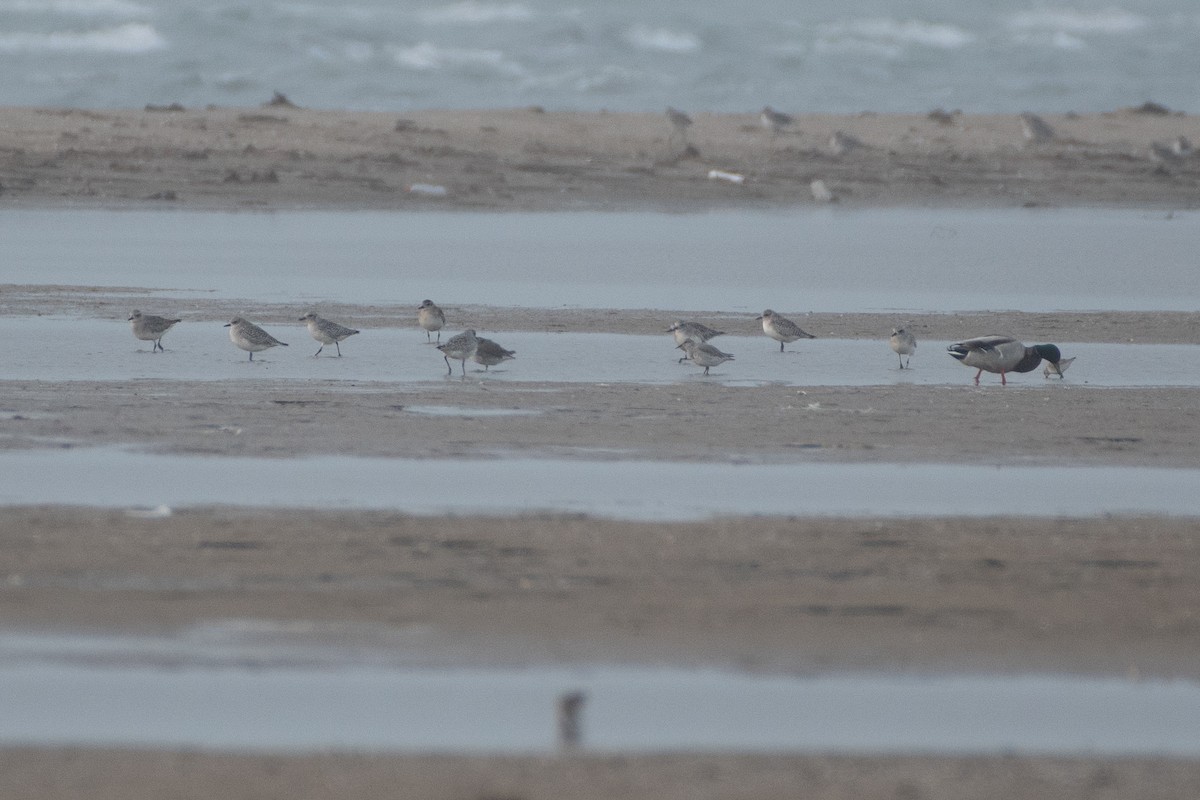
[
  {"left": 889, "top": 327, "right": 917, "bottom": 369},
  {"left": 299, "top": 312, "right": 359, "bottom": 357},
  {"left": 756, "top": 309, "right": 815, "bottom": 352},
  {"left": 1020, "top": 112, "right": 1054, "bottom": 144},
  {"left": 947, "top": 335, "right": 1064, "bottom": 385},
  {"left": 666, "top": 106, "right": 693, "bottom": 149},
  {"left": 418, "top": 299, "right": 446, "bottom": 344},
  {"left": 128, "top": 310, "right": 181, "bottom": 352},
  {"left": 678, "top": 340, "right": 734, "bottom": 375},
  {"left": 760, "top": 106, "right": 793, "bottom": 135},
  {"left": 437, "top": 329, "right": 479, "bottom": 375},
  {"left": 225, "top": 316, "right": 288, "bottom": 361}
]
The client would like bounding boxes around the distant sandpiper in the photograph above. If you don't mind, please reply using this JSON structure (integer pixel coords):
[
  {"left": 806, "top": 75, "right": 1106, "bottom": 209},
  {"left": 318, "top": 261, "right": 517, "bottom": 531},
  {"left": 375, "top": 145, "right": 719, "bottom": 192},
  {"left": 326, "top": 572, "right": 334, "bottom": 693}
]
[
  {"left": 437, "top": 329, "right": 479, "bottom": 375},
  {"left": 128, "top": 310, "right": 181, "bottom": 352},
  {"left": 889, "top": 327, "right": 917, "bottom": 369},
  {"left": 756, "top": 309, "right": 815, "bottom": 352},
  {"left": 678, "top": 340, "right": 734, "bottom": 375},
  {"left": 225, "top": 316, "right": 288, "bottom": 361},
  {"left": 472, "top": 336, "right": 516, "bottom": 371},
  {"left": 418, "top": 299, "right": 446, "bottom": 344},
  {"left": 299, "top": 312, "right": 359, "bottom": 356},
  {"left": 760, "top": 106, "right": 793, "bottom": 135},
  {"left": 666, "top": 106, "right": 693, "bottom": 148}
]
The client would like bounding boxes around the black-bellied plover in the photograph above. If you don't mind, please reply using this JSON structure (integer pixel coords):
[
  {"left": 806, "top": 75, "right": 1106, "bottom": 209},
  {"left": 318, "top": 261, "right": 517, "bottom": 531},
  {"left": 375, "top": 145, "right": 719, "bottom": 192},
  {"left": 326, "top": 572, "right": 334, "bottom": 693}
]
[
  {"left": 667, "top": 320, "right": 725, "bottom": 362},
  {"left": 224, "top": 316, "right": 288, "bottom": 361},
  {"left": 472, "top": 336, "right": 515, "bottom": 371},
  {"left": 760, "top": 106, "right": 793, "bottom": 135},
  {"left": 299, "top": 312, "right": 359, "bottom": 357},
  {"left": 678, "top": 339, "right": 734, "bottom": 375},
  {"left": 947, "top": 335, "right": 1063, "bottom": 386},
  {"left": 437, "top": 329, "right": 478, "bottom": 375},
  {"left": 666, "top": 106, "right": 693, "bottom": 148},
  {"left": 756, "top": 309, "right": 815, "bottom": 352},
  {"left": 128, "top": 310, "right": 181, "bottom": 352},
  {"left": 418, "top": 299, "right": 445, "bottom": 344},
  {"left": 889, "top": 327, "right": 917, "bottom": 369}
]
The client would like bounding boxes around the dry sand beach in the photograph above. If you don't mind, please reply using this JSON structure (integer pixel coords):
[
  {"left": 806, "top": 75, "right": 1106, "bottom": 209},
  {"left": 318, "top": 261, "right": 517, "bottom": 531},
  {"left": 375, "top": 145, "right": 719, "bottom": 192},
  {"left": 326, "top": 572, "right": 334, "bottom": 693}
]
[{"left": 2, "top": 108, "right": 1200, "bottom": 799}]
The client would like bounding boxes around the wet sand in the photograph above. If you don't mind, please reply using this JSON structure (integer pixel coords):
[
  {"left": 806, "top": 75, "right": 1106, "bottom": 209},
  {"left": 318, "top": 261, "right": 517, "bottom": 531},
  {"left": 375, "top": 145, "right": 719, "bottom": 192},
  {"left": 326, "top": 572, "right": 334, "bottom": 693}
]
[
  {"left": 0, "top": 106, "right": 1198, "bottom": 211},
  {"left": 2, "top": 108, "right": 1200, "bottom": 798}
]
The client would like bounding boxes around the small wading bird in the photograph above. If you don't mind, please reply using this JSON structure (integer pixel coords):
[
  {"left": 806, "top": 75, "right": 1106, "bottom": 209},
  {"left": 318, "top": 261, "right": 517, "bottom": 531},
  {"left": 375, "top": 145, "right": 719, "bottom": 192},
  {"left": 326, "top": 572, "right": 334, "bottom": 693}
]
[
  {"left": 225, "top": 316, "right": 288, "bottom": 362},
  {"left": 889, "top": 327, "right": 917, "bottom": 369},
  {"left": 756, "top": 309, "right": 815, "bottom": 352},
  {"left": 299, "top": 312, "right": 359, "bottom": 357},
  {"left": 667, "top": 320, "right": 724, "bottom": 362},
  {"left": 437, "top": 329, "right": 479, "bottom": 375},
  {"left": 947, "top": 335, "right": 1063, "bottom": 385},
  {"left": 128, "top": 310, "right": 181, "bottom": 352},
  {"left": 678, "top": 339, "right": 734, "bottom": 375},
  {"left": 472, "top": 337, "right": 515, "bottom": 371},
  {"left": 760, "top": 106, "right": 793, "bottom": 135},
  {"left": 418, "top": 299, "right": 445, "bottom": 344}
]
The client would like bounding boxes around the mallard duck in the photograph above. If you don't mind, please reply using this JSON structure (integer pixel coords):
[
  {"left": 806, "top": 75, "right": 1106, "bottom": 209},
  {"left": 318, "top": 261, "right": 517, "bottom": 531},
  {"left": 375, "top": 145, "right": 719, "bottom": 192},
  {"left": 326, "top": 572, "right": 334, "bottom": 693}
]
[
  {"left": 947, "top": 335, "right": 1062, "bottom": 385},
  {"left": 889, "top": 327, "right": 916, "bottom": 368}
]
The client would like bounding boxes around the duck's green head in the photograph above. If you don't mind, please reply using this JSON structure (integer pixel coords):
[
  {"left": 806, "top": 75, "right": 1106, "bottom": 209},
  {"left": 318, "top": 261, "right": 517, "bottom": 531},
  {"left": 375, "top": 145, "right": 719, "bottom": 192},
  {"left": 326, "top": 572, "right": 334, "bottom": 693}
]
[{"left": 1033, "top": 343, "right": 1062, "bottom": 364}]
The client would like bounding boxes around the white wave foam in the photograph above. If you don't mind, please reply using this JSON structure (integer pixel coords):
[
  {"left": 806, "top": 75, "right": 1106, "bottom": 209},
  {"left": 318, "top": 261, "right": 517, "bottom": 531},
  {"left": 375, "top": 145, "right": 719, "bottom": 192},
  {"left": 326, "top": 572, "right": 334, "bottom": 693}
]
[
  {"left": 0, "top": 22, "right": 165, "bottom": 53},
  {"left": 1008, "top": 9, "right": 1148, "bottom": 35},
  {"left": 623, "top": 24, "right": 701, "bottom": 54},
  {"left": 0, "top": 0, "right": 149, "bottom": 17},
  {"left": 418, "top": 2, "right": 533, "bottom": 25},
  {"left": 818, "top": 18, "right": 976, "bottom": 51},
  {"left": 389, "top": 41, "right": 524, "bottom": 77}
]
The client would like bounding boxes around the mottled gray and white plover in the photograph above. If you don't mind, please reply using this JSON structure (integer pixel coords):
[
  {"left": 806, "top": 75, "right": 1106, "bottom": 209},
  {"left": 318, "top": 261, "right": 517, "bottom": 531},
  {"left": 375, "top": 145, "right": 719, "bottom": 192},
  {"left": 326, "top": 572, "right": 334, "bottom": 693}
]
[
  {"left": 128, "top": 310, "right": 181, "bottom": 352},
  {"left": 437, "top": 329, "right": 479, "bottom": 375},
  {"left": 299, "top": 312, "right": 359, "bottom": 357},
  {"left": 224, "top": 316, "right": 288, "bottom": 361},
  {"left": 756, "top": 309, "right": 815, "bottom": 352},
  {"left": 418, "top": 299, "right": 446, "bottom": 344}
]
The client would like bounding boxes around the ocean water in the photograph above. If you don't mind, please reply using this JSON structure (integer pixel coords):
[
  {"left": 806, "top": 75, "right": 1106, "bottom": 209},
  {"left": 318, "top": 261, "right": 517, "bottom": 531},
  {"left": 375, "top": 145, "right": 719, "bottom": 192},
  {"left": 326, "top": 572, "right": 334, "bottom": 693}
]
[{"left": 0, "top": 0, "right": 1194, "bottom": 114}]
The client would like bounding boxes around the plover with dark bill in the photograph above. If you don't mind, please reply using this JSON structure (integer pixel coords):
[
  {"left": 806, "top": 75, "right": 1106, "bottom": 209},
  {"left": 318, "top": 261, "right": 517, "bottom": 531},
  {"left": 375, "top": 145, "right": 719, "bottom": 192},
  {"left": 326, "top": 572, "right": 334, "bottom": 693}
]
[
  {"left": 128, "top": 310, "right": 181, "bottom": 352},
  {"left": 472, "top": 337, "right": 516, "bottom": 371},
  {"left": 299, "top": 312, "right": 359, "bottom": 356},
  {"left": 678, "top": 339, "right": 734, "bottom": 375},
  {"left": 418, "top": 299, "right": 445, "bottom": 344},
  {"left": 437, "top": 329, "right": 479, "bottom": 375},
  {"left": 756, "top": 309, "right": 815, "bottom": 352},
  {"left": 889, "top": 327, "right": 917, "bottom": 369},
  {"left": 225, "top": 316, "right": 288, "bottom": 361}
]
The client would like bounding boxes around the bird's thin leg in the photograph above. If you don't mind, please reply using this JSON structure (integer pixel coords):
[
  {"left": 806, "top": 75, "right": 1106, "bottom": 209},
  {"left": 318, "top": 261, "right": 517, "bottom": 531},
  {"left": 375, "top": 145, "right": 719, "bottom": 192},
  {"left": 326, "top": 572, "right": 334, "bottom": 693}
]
[
  {"left": 249, "top": 352, "right": 254, "bottom": 362},
  {"left": 779, "top": 341, "right": 785, "bottom": 352},
  {"left": 897, "top": 353, "right": 904, "bottom": 369},
  {"left": 335, "top": 342, "right": 342, "bottom": 357},
  {"left": 444, "top": 355, "right": 452, "bottom": 375},
  {"left": 973, "top": 369, "right": 981, "bottom": 384},
  {"left": 313, "top": 345, "right": 323, "bottom": 357},
  {"left": 1001, "top": 372, "right": 1008, "bottom": 386}
]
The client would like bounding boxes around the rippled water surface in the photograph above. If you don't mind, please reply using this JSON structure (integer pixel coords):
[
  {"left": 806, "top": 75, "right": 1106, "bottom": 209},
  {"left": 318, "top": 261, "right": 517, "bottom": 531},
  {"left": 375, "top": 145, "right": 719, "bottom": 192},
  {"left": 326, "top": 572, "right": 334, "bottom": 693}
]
[{"left": 0, "top": 0, "right": 1194, "bottom": 113}]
